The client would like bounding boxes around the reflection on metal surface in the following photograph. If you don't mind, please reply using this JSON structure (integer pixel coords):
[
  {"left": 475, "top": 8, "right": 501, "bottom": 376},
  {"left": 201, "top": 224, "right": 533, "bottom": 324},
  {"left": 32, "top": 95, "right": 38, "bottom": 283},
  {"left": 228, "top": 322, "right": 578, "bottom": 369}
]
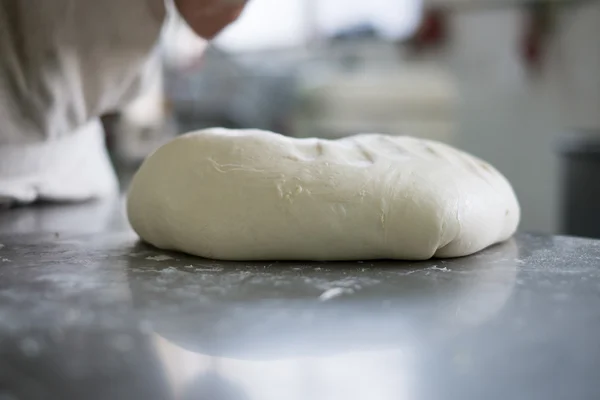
[
  {"left": 154, "top": 333, "right": 414, "bottom": 400},
  {"left": 441, "top": 240, "right": 519, "bottom": 328},
  {"left": 0, "top": 198, "right": 126, "bottom": 235},
  {"left": 123, "top": 240, "right": 518, "bottom": 399}
]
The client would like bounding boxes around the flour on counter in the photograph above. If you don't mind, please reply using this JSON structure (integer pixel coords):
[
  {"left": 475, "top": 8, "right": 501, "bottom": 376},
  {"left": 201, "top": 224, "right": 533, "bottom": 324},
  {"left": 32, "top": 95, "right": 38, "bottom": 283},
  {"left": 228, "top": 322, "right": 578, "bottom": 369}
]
[
  {"left": 428, "top": 266, "right": 451, "bottom": 272},
  {"left": 319, "top": 287, "right": 354, "bottom": 301},
  {"left": 195, "top": 267, "right": 224, "bottom": 272},
  {"left": 146, "top": 255, "right": 174, "bottom": 261}
]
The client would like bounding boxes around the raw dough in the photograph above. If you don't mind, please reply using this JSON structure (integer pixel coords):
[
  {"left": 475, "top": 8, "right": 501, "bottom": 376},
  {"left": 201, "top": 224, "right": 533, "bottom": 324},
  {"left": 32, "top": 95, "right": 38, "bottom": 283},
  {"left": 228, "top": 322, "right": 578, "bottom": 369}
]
[{"left": 127, "top": 128, "right": 520, "bottom": 261}]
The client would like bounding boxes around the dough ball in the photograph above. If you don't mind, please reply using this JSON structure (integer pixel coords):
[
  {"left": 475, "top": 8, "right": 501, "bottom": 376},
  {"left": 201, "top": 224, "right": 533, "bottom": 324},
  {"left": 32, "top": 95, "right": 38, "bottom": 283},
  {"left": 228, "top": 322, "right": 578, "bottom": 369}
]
[{"left": 127, "top": 128, "right": 520, "bottom": 261}]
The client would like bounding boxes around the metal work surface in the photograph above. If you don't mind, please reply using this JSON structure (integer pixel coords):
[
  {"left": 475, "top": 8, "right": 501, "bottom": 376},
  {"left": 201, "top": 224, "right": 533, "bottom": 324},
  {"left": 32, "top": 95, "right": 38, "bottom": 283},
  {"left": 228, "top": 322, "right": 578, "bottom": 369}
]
[{"left": 1, "top": 199, "right": 600, "bottom": 400}]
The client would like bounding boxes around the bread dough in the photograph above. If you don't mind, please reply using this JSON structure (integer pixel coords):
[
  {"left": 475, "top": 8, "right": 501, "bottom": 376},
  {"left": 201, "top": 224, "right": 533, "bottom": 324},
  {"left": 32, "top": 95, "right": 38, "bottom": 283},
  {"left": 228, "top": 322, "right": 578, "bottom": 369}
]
[{"left": 127, "top": 128, "right": 520, "bottom": 261}]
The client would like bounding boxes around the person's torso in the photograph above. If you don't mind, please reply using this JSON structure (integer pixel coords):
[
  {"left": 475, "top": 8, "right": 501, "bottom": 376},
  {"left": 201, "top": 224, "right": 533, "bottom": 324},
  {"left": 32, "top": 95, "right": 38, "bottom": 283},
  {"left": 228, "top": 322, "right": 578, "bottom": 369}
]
[{"left": 0, "top": 0, "right": 165, "bottom": 145}]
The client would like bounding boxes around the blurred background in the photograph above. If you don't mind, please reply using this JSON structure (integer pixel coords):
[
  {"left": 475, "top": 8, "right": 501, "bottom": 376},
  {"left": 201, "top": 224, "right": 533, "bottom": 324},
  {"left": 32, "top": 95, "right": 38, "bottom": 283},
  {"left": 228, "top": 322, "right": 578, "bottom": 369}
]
[{"left": 104, "top": 0, "right": 600, "bottom": 238}]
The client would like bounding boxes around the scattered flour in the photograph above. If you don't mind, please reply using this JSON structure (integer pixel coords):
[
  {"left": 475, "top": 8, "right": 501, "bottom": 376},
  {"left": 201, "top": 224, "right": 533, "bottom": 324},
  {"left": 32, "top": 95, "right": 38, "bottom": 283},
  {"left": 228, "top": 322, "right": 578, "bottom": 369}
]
[
  {"left": 146, "top": 255, "right": 174, "bottom": 262},
  {"left": 194, "top": 267, "right": 224, "bottom": 272},
  {"left": 319, "top": 287, "right": 354, "bottom": 301},
  {"left": 428, "top": 266, "right": 451, "bottom": 272}
]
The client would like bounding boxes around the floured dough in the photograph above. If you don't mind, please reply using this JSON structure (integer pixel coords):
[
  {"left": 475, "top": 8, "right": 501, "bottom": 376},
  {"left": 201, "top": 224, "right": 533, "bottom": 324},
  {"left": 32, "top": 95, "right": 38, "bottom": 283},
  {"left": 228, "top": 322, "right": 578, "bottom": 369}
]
[{"left": 127, "top": 128, "right": 520, "bottom": 261}]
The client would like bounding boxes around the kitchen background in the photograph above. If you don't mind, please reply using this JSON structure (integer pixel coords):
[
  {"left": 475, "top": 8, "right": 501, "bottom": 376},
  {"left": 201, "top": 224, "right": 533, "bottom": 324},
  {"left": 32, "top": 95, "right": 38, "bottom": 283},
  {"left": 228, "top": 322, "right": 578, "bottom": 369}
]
[{"left": 104, "top": 0, "right": 600, "bottom": 237}]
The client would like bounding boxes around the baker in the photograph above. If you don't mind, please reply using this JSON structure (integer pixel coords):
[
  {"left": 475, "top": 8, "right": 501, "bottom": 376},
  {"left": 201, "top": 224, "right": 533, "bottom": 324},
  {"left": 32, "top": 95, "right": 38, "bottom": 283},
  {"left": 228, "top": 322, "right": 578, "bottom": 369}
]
[{"left": 0, "top": 0, "right": 247, "bottom": 206}]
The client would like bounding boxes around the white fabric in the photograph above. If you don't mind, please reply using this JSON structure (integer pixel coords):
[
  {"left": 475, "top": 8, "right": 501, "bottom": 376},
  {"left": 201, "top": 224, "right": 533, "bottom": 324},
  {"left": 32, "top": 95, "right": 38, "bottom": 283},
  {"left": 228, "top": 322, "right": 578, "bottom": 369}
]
[
  {"left": 0, "top": 120, "right": 118, "bottom": 205},
  {"left": 127, "top": 128, "right": 520, "bottom": 261},
  {"left": 0, "top": 0, "right": 165, "bottom": 204}
]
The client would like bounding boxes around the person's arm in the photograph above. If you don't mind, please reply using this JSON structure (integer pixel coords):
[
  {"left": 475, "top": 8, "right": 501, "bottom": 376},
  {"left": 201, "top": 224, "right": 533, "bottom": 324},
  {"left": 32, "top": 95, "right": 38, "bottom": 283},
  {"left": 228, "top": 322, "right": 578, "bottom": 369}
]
[{"left": 0, "top": 0, "right": 247, "bottom": 145}]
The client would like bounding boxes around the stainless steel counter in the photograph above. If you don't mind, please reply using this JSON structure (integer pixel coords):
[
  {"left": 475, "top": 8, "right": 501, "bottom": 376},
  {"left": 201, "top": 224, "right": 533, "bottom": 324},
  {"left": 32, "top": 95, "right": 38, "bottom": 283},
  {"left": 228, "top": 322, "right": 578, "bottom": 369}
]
[{"left": 1, "top": 199, "right": 600, "bottom": 400}]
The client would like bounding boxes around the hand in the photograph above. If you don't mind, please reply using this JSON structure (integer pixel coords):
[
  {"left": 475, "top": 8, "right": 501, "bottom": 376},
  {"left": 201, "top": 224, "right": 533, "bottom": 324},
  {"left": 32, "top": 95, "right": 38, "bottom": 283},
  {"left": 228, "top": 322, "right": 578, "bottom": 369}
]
[{"left": 174, "top": 0, "right": 247, "bottom": 39}]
